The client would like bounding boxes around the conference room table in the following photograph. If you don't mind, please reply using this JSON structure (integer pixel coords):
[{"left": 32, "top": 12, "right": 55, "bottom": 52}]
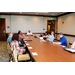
[{"left": 25, "top": 36, "right": 75, "bottom": 62}]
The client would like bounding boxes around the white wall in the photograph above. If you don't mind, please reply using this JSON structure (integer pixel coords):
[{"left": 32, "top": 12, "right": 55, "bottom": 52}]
[
  {"left": 11, "top": 16, "right": 44, "bottom": 33},
  {"left": 1, "top": 15, "right": 56, "bottom": 33},
  {"left": 57, "top": 13, "right": 75, "bottom": 43}
]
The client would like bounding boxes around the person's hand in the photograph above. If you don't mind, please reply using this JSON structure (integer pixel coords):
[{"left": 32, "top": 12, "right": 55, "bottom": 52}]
[
  {"left": 19, "top": 41, "right": 21, "bottom": 44},
  {"left": 18, "top": 50, "right": 21, "bottom": 53},
  {"left": 47, "top": 36, "right": 50, "bottom": 39},
  {"left": 23, "top": 34, "right": 25, "bottom": 37},
  {"left": 43, "top": 36, "right": 45, "bottom": 37},
  {"left": 23, "top": 39, "right": 25, "bottom": 41}
]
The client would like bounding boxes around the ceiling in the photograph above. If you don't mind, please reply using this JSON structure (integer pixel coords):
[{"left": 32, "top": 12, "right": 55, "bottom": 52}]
[{"left": 0, "top": 12, "right": 67, "bottom": 16}]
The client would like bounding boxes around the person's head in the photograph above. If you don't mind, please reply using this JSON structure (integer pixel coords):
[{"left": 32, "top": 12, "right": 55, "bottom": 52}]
[
  {"left": 59, "top": 33, "right": 63, "bottom": 38},
  {"left": 45, "top": 31, "right": 48, "bottom": 35},
  {"left": 18, "top": 30, "right": 22, "bottom": 35},
  {"left": 28, "top": 30, "right": 31, "bottom": 33},
  {"left": 9, "top": 32, "right": 13, "bottom": 38},
  {"left": 51, "top": 31, "right": 54, "bottom": 35},
  {"left": 12, "top": 34, "right": 19, "bottom": 41}
]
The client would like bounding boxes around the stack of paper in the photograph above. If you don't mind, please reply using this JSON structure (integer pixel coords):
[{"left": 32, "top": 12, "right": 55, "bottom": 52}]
[
  {"left": 42, "top": 40, "right": 46, "bottom": 42},
  {"left": 26, "top": 43, "right": 29, "bottom": 45},
  {"left": 25, "top": 41, "right": 27, "bottom": 42},
  {"left": 32, "top": 52, "right": 38, "bottom": 55},
  {"left": 61, "top": 45, "right": 66, "bottom": 47},
  {"left": 53, "top": 42, "right": 60, "bottom": 44},
  {"left": 39, "top": 37, "right": 43, "bottom": 40},
  {"left": 28, "top": 47, "right": 33, "bottom": 49}
]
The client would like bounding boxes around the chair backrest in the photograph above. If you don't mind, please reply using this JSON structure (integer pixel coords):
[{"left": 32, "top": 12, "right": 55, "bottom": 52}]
[
  {"left": 7, "top": 42, "right": 11, "bottom": 53},
  {"left": 13, "top": 45, "right": 18, "bottom": 62},
  {"left": 67, "top": 41, "right": 70, "bottom": 47}
]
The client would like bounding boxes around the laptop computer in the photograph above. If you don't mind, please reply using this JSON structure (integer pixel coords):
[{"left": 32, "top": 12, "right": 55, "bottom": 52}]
[{"left": 64, "top": 48, "right": 75, "bottom": 53}]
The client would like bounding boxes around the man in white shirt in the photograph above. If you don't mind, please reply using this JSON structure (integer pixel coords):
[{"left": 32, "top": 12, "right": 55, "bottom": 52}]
[{"left": 27, "top": 30, "right": 33, "bottom": 35}]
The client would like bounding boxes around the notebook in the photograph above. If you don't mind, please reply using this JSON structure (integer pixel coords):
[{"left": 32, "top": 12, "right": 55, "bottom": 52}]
[
  {"left": 32, "top": 52, "right": 38, "bottom": 55},
  {"left": 28, "top": 47, "right": 33, "bottom": 49},
  {"left": 64, "top": 48, "right": 75, "bottom": 53}
]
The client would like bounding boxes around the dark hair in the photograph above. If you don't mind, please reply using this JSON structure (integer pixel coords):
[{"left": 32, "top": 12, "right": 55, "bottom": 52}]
[
  {"left": 12, "top": 34, "right": 19, "bottom": 41},
  {"left": 44, "top": 31, "right": 48, "bottom": 35},
  {"left": 59, "top": 33, "right": 63, "bottom": 35},
  {"left": 18, "top": 30, "right": 20, "bottom": 34}
]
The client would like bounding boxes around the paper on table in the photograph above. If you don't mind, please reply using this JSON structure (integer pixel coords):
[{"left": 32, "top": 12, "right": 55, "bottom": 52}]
[
  {"left": 32, "top": 52, "right": 38, "bottom": 55},
  {"left": 61, "top": 45, "right": 66, "bottom": 47},
  {"left": 39, "top": 37, "right": 43, "bottom": 40},
  {"left": 28, "top": 47, "right": 33, "bottom": 49},
  {"left": 53, "top": 42, "right": 60, "bottom": 44},
  {"left": 26, "top": 43, "right": 29, "bottom": 45},
  {"left": 25, "top": 41, "right": 27, "bottom": 42},
  {"left": 42, "top": 40, "right": 46, "bottom": 42}
]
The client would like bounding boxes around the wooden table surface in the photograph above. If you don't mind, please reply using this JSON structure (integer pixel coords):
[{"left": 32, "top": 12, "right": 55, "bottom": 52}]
[{"left": 25, "top": 36, "right": 75, "bottom": 62}]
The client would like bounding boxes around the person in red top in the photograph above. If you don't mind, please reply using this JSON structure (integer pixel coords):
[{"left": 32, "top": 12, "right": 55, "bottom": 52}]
[
  {"left": 18, "top": 30, "right": 25, "bottom": 40},
  {"left": 18, "top": 30, "right": 25, "bottom": 47}
]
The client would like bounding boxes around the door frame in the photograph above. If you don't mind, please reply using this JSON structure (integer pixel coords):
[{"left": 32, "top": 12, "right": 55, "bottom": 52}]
[
  {"left": 0, "top": 18, "right": 6, "bottom": 41},
  {"left": 47, "top": 20, "right": 55, "bottom": 36}
]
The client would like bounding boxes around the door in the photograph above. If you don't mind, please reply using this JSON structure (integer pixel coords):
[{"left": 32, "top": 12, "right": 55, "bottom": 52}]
[
  {"left": 47, "top": 20, "right": 55, "bottom": 36},
  {"left": 0, "top": 18, "right": 6, "bottom": 41}
]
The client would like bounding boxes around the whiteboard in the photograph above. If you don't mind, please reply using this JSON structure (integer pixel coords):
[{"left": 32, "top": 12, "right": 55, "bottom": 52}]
[{"left": 11, "top": 15, "right": 44, "bottom": 33}]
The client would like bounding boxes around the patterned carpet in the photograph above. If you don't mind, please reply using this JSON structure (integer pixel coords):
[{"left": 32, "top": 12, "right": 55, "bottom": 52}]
[
  {"left": 0, "top": 41, "right": 10, "bottom": 62},
  {"left": 0, "top": 40, "right": 59, "bottom": 62}
]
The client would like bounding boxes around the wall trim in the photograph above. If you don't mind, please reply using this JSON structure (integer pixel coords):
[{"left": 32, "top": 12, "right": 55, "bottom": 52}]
[
  {"left": 0, "top": 12, "right": 74, "bottom": 17},
  {"left": 55, "top": 33, "right": 75, "bottom": 37},
  {"left": 56, "top": 12, "right": 75, "bottom": 17},
  {"left": 6, "top": 33, "right": 45, "bottom": 34},
  {"left": 0, "top": 13, "right": 56, "bottom": 17}
]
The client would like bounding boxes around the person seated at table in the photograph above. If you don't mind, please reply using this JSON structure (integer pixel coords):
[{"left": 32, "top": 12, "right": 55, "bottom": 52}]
[
  {"left": 18, "top": 30, "right": 26, "bottom": 47},
  {"left": 7, "top": 32, "right": 13, "bottom": 45},
  {"left": 43, "top": 31, "right": 48, "bottom": 36},
  {"left": 10, "top": 34, "right": 26, "bottom": 54},
  {"left": 71, "top": 41, "right": 75, "bottom": 49},
  {"left": 43, "top": 31, "right": 54, "bottom": 42},
  {"left": 59, "top": 33, "right": 67, "bottom": 47},
  {"left": 43, "top": 31, "right": 48, "bottom": 40},
  {"left": 47, "top": 31, "right": 55, "bottom": 42},
  {"left": 27, "top": 30, "right": 33, "bottom": 35}
]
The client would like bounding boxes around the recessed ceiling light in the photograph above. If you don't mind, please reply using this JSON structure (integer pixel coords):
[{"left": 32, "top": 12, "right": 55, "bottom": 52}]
[
  {"left": 20, "top": 12, "right": 22, "bottom": 14},
  {"left": 36, "top": 13, "right": 38, "bottom": 14},
  {"left": 38, "top": 12, "right": 48, "bottom": 13},
  {"left": 52, "top": 14, "right": 54, "bottom": 15}
]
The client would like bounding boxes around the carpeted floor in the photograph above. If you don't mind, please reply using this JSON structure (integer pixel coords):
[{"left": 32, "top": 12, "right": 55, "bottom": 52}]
[
  {"left": 0, "top": 40, "right": 59, "bottom": 62},
  {"left": 0, "top": 41, "right": 10, "bottom": 62}
]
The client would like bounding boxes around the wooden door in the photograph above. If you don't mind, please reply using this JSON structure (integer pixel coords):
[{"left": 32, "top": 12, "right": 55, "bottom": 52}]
[
  {"left": 47, "top": 20, "right": 55, "bottom": 36},
  {"left": 0, "top": 18, "right": 6, "bottom": 41}
]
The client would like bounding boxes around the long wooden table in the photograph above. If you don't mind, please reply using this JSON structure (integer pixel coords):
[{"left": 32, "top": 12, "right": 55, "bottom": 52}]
[{"left": 25, "top": 36, "right": 75, "bottom": 62}]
